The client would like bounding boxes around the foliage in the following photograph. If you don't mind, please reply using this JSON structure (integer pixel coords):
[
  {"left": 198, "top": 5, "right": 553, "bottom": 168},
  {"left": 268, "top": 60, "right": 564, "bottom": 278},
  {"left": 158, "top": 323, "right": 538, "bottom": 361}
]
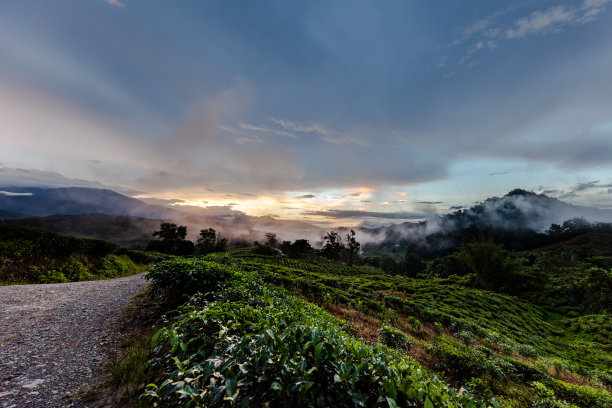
[
  {"left": 0, "top": 223, "right": 147, "bottom": 284},
  {"left": 211, "top": 247, "right": 611, "bottom": 407},
  {"left": 379, "top": 325, "right": 413, "bottom": 351},
  {"left": 144, "top": 260, "right": 491, "bottom": 407},
  {"left": 195, "top": 228, "right": 228, "bottom": 255},
  {"left": 279, "top": 239, "right": 314, "bottom": 259},
  {"left": 147, "top": 223, "right": 194, "bottom": 255},
  {"left": 322, "top": 231, "right": 344, "bottom": 260},
  {"left": 145, "top": 258, "right": 239, "bottom": 302}
]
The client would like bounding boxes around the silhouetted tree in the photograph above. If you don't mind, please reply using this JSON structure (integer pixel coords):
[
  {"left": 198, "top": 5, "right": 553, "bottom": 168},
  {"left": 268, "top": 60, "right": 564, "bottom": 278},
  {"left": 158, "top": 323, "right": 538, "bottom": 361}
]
[
  {"left": 252, "top": 240, "right": 280, "bottom": 256},
  {"left": 147, "top": 222, "right": 194, "bottom": 255},
  {"left": 344, "top": 229, "right": 360, "bottom": 266},
  {"left": 265, "top": 232, "right": 279, "bottom": 248},
  {"left": 403, "top": 253, "right": 425, "bottom": 277},
  {"left": 322, "top": 231, "right": 344, "bottom": 260},
  {"left": 280, "top": 239, "right": 314, "bottom": 259},
  {"left": 195, "top": 227, "right": 227, "bottom": 255}
]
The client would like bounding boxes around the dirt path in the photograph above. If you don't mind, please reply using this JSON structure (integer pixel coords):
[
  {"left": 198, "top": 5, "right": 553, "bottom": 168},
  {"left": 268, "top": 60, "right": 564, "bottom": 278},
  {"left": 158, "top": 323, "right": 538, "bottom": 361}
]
[{"left": 0, "top": 274, "right": 148, "bottom": 408}]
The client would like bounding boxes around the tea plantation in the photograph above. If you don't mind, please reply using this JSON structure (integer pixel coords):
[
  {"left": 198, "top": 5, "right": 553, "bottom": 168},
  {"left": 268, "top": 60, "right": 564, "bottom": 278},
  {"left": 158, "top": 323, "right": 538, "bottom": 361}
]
[{"left": 141, "top": 235, "right": 611, "bottom": 407}]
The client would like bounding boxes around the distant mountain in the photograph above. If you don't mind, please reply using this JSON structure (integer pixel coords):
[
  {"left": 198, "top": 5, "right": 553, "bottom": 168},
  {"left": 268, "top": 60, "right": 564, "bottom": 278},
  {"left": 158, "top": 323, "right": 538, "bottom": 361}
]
[
  {"left": 0, "top": 187, "right": 178, "bottom": 218},
  {"left": 0, "top": 209, "right": 27, "bottom": 220},
  {"left": 4, "top": 214, "right": 165, "bottom": 248},
  {"left": 359, "top": 189, "right": 612, "bottom": 252},
  {"left": 0, "top": 187, "right": 322, "bottom": 247}
]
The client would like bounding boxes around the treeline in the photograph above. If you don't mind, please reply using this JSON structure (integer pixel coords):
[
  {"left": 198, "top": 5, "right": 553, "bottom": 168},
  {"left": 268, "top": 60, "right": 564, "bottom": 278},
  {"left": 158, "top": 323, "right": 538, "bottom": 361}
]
[
  {"left": 145, "top": 223, "right": 362, "bottom": 265},
  {"left": 364, "top": 217, "right": 612, "bottom": 259}
]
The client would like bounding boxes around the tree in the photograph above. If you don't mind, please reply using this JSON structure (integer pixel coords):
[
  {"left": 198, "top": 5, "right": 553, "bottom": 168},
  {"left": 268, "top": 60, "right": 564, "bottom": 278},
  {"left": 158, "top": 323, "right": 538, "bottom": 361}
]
[
  {"left": 344, "top": 229, "right": 360, "bottom": 266},
  {"left": 459, "top": 240, "right": 516, "bottom": 291},
  {"left": 322, "top": 231, "right": 344, "bottom": 260},
  {"left": 195, "top": 227, "right": 227, "bottom": 255},
  {"left": 147, "top": 222, "right": 194, "bottom": 255},
  {"left": 265, "top": 232, "right": 279, "bottom": 248},
  {"left": 280, "top": 239, "right": 314, "bottom": 259},
  {"left": 196, "top": 228, "right": 217, "bottom": 255}
]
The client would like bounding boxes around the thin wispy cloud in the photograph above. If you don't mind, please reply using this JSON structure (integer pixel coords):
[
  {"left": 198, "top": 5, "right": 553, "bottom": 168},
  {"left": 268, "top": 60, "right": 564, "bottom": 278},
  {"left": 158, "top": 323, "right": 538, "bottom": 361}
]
[
  {"left": 453, "top": 0, "right": 611, "bottom": 68},
  {"left": 218, "top": 122, "right": 297, "bottom": 139},
  {"left": 104, "top": 0, "right": 125, "bottom": 8},
  {"left": 321, "top": 134, "right": 370, "bottom": 147},
  {"left": 238, "top": 121, "right": 296, "bottom": 139},
  {"left": 269, "top": 117, "right": 332, "bottom": 136},
  {"left": 234, "top": 136, "right": 263, "bottom": 145}
]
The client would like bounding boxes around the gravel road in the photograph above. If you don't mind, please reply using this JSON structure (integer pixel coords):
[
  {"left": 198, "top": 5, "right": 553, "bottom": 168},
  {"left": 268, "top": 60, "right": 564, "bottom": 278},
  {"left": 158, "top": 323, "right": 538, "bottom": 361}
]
[{"left": 0, "top": 274, "right": 148, "bottom": 408}]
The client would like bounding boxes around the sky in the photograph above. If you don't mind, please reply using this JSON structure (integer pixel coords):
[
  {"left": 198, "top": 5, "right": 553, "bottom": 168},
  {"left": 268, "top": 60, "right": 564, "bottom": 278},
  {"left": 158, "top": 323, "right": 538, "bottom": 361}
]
[{"left": 1, "top": 0, "right": 611, "bottom": 226}]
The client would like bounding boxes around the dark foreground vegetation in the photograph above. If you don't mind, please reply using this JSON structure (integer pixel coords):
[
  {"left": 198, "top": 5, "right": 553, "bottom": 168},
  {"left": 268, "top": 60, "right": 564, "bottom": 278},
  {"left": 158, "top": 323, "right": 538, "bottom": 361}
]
[{"left": 0, "top": 223, "right": 155, "bottom": 284}]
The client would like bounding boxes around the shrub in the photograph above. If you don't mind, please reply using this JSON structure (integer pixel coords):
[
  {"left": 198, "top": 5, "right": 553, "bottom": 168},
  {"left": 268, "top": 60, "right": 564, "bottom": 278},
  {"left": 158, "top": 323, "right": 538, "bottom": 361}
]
[
  {"left": 379, "top": 325, "right": 413, "bottom": 350},
  {"left": 145, "top": 258, "right": 239, "bottom": 301},
  {"left": 144, "top": 260, "right": 491, "bottom": 408}
]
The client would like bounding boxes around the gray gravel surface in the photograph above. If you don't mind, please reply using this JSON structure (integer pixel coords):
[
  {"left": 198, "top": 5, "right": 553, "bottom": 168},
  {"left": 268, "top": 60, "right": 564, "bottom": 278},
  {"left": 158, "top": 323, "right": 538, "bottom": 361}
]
[{"left": 0, "top": 274, "right": 147, "bottom": 408}]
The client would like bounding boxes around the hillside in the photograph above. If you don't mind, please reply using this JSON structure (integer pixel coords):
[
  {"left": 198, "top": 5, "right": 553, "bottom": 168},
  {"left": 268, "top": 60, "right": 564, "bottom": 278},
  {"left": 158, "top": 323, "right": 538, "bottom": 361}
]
[
  {"left": 133, "top": 231, "right": 611, "bottom": 408},
  {"left": 3, "top": 213, "right": 167, "bottom": 248},
  {"left": 0, "top": 187, "right": 178, "bottom": 218},
  {"left": 0, "top": 223, "right": 153, "bottom": 284}
]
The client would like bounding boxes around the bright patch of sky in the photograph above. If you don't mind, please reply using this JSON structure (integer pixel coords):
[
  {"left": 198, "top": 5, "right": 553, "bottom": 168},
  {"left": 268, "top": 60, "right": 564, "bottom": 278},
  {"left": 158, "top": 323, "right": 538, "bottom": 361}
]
[{"left": 1, "top": 0, "right": 611, "bottom": 224}]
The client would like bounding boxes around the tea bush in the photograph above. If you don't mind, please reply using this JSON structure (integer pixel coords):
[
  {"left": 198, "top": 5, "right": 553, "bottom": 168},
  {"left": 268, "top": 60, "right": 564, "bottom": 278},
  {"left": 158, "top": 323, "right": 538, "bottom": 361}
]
[
  {"left": 379, "top": 325, "right": 413, "bottom": 351},
  {"left": 144, "top": 261, "right": 493, "bottom": 408}
]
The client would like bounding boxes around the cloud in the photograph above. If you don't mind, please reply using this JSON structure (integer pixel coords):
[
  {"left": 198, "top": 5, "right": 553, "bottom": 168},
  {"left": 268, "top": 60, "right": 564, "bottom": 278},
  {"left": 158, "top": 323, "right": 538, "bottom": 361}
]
[
  {"left": 104, "top": 0, "right": 125, "bottom": 7},
  {"left": 234, "top": 136, "right": 263, "bottom": 144},
  {"left": 575, "top": 180, "right": 600, "bottom": 191},
  {"left": 506, "top": 6, "right": 575, "bottom": 39},
  {"left": 296, "top": 194, "right": 317, "bottom": 199},
  {"left": 303, "top": 209, "right": 429, "bottom": 220},
  {"left": 0, "top": 165, "right": 139, "bottom": 195},
  {"left": 416, "top": 201, "right": 442, "bottom": 204},
  {"left": 269, "top": 118, "right": 332, "bottom": 135},
  {"left": 320, "top": 134, "right": 370, "bottom": 146},
  {"left": 453, "top": 0, "right": 611, "bottom": 68},
  {"left": 237, "top": 121, "right": 296, "bottom": 139}
]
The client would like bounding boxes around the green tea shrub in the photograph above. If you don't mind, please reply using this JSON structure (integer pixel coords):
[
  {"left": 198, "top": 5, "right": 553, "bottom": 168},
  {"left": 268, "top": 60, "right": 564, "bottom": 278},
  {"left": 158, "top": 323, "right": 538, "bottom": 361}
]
[
  {"left": 145, "top": 261, "right": 492, "bottom": 408},
  {"left": 145, "top": 258, "right": 240, "bottom": 300},
  {"left": 433, "top": 338, "right": 514, "bottom": 381},
  {"left": 379, "top": 325, "right": 413, "bottom": 350},
  {"left": 548, "top": 379, "right": 612, "bottom": 408}
]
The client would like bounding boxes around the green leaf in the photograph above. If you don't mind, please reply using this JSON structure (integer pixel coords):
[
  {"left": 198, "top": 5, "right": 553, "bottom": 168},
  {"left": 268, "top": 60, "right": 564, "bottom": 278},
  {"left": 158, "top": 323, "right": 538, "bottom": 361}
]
[
  {"left": 386, "top": 397, "right": 399, "bottom": 408},
  {"left": 424, "top": 397, "right": 434, "bottom": 408}
]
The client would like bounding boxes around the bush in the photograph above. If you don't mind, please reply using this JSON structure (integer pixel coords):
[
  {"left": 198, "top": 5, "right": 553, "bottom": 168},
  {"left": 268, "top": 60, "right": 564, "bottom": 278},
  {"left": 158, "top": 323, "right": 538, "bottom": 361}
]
[
  {"left": 144, "top": 260, "right": 491, "bottom": 408},
  {"left": 379, "top": 325, "right": 413, "bottom": 350},
  {"left": 145, "top": 258, "right": 239, "bottom": 301}
]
